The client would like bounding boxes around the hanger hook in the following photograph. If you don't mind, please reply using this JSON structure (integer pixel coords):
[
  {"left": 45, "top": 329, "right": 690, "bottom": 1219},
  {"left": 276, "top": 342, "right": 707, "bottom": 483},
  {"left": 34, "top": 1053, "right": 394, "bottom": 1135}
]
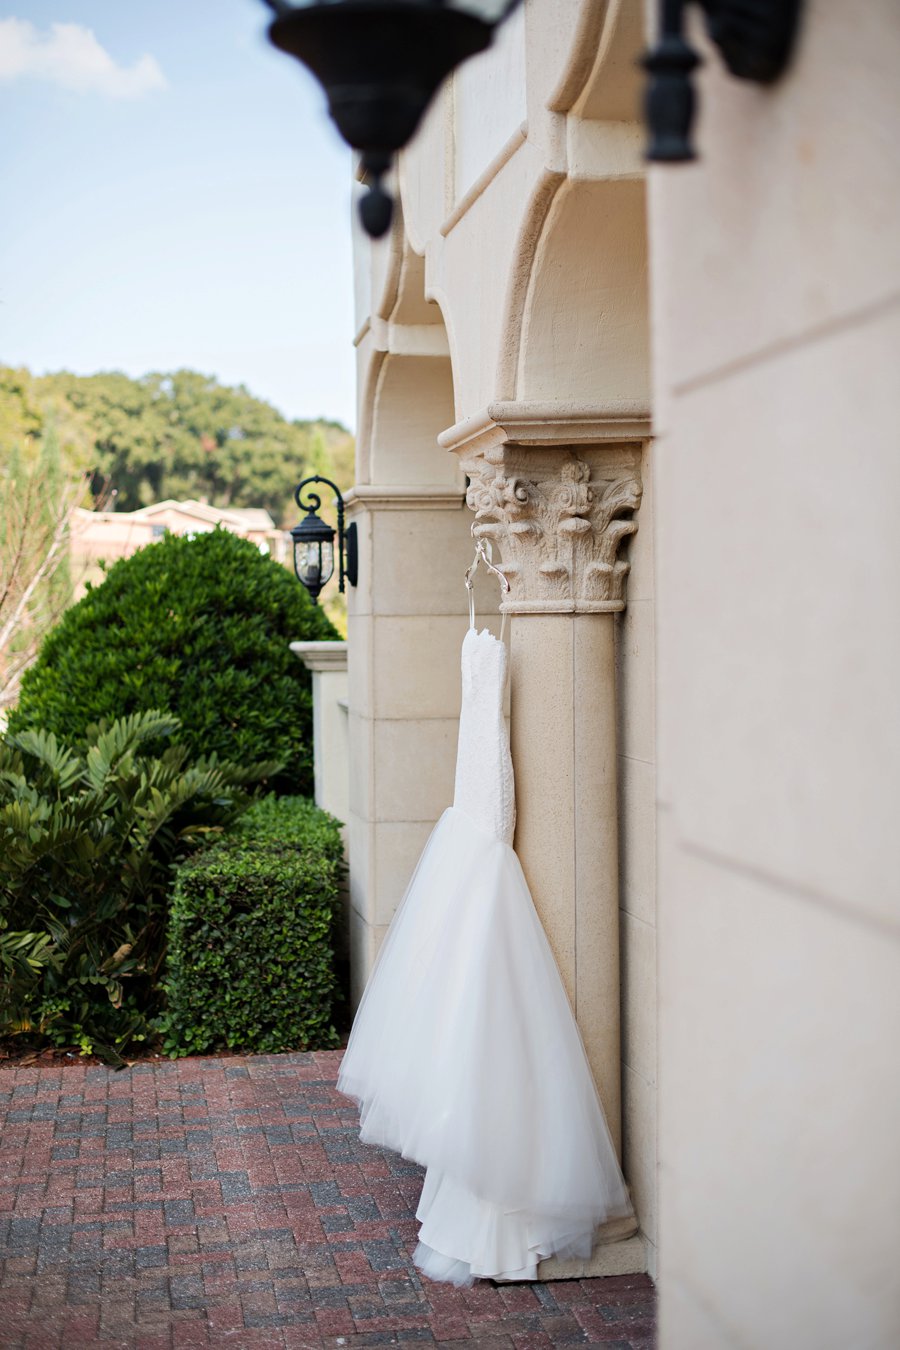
[{"left": 465, "top": 537, "right": 510, "bottom": 595}]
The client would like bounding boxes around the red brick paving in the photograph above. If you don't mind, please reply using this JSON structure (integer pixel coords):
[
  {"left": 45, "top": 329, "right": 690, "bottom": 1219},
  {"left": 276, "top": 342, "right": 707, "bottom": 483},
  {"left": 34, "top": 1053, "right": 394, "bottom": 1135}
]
[{"left": 0, "top": 1050, "right": 656, "bottom": 1347}]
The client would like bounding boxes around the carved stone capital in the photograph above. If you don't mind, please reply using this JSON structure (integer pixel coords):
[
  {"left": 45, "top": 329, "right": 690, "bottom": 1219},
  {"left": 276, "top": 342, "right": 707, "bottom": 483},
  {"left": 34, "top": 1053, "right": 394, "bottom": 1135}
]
[
  {"left": 461, "top": 446, "right": 642, "bottom": 613},
  {"left": 439, "top": 402, "right": 647, "bottom": 616}
]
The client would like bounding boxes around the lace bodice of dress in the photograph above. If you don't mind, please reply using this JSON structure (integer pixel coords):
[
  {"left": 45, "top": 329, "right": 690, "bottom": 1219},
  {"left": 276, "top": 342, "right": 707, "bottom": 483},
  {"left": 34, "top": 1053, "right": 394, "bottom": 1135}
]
[{"left": 452, "top": 628, "right": 515, "bottom": 847}]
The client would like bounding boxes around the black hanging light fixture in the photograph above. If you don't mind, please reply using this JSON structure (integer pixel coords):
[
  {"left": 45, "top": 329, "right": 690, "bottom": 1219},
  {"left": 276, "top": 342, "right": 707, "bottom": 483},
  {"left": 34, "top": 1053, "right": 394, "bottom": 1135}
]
[
  {"left": 260, "top": 0, "right": 523, "bottom": 238},
  {"left": 643, "top": 0, "right": 803, "bottom": 162},
  {"left": 291, "top": 475, "right": 358, "bottom": 605}
]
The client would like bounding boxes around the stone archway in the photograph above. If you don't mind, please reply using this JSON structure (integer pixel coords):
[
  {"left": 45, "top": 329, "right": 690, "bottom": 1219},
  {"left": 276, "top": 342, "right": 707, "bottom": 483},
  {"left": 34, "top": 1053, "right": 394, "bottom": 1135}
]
[
  {"left": 516, "top": 176, "right": 649, "bottom": 408},
  {"left": 347, "top": 0, "right": 659, "bottom": 1276},
  {"left": 345, "top": 222, "right": 482, "bottom": 1004}
]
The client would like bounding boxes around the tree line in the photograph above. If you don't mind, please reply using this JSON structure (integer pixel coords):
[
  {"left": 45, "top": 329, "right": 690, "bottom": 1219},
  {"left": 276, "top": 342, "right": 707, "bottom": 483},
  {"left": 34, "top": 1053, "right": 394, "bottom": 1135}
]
[
  {"left": 0, "top": 365, "right": 355, "bottom": 707},
  {"left": 0, "top": 365, "right": 354, "bottom": 526}
]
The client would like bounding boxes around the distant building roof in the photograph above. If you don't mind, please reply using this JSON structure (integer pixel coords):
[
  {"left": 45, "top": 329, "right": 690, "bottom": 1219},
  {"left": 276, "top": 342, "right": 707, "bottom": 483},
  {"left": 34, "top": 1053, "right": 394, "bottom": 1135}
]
[
  {"left": 225, "top": 508, "right": 278, "bottom": 531},
  {"left": 128, "top": 500, "right": 276, "bottom": 531}
]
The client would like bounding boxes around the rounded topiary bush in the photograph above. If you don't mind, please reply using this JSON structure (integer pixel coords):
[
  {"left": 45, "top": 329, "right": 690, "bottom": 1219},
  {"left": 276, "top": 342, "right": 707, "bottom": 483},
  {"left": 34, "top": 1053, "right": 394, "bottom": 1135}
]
[{"left": 11, "top": 529, "right": 337, "bottom": 795}]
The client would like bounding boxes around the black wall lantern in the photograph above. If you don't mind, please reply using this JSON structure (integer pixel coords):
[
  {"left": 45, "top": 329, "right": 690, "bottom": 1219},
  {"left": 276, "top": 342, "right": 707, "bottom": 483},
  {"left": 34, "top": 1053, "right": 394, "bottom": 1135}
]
[
  {"left": 261, "top": 0, "right": 803, "bottom": 231},
  {"left": 261, "top": 0, "right": 521, "bottom": 238},
  {"left": 644, "top": 0, "right": 803, "bottom": 162},
  {"left": 291, "top": 475, "right": 358, "bottom": 605}
]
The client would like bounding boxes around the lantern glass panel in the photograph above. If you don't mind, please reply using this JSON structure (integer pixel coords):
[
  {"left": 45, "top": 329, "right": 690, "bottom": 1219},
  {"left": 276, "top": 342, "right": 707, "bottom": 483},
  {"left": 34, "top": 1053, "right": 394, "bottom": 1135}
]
[
  {"left": 318, "top": 538, "right": 335, "bottom": 587},
  {"left": 295, "top": 537, "right": 334, "bottom": 591}
]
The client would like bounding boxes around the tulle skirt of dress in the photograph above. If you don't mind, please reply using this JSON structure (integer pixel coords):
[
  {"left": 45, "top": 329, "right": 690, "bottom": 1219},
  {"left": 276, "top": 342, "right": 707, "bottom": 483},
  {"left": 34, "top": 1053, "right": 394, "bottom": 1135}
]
[{"left": 337, "top": 806, "right": 632, "bottom": 1285}]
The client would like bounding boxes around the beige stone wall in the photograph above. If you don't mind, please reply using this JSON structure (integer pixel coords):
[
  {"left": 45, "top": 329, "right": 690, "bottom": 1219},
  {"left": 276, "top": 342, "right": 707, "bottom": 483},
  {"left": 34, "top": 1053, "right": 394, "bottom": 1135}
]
[{"left": 649, "top": 1, "right": 900, "bottom": 1344}]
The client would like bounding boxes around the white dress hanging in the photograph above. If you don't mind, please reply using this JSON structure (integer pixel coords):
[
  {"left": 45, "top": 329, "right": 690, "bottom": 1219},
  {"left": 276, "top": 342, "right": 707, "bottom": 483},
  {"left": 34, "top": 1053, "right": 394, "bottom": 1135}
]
[{"left": 338, "top": 620, "right": 632, "bottom": 1285}]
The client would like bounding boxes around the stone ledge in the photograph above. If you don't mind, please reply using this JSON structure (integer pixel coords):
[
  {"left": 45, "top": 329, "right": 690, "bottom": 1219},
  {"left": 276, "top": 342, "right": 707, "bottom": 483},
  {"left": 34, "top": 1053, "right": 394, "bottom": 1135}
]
[
  {"left": 439, "top": 400, "right": 652, "bottom": 458},
  {"left": 289, "top": 640, "right": 348, "bottom": 673},
  {"left": 344, "top": 485, "right": 466, "bottom": 512}
]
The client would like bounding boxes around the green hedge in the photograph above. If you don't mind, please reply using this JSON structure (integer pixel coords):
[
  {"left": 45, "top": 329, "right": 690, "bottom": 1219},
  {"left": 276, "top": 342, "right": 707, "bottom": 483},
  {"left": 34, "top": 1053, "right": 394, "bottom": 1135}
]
[
  {"left": 162, "top": 796, "right": 343, "bottom": 1057},
  {"left": 10, "top": 529, "right": 337, "bottom": 796}
]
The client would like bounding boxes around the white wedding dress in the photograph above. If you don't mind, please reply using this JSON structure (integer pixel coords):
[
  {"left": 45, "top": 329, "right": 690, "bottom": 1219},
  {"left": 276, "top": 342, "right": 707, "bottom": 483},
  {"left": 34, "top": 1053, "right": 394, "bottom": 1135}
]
[{"left": 337, "top": 622, "right": 632, "bottom": 1285}]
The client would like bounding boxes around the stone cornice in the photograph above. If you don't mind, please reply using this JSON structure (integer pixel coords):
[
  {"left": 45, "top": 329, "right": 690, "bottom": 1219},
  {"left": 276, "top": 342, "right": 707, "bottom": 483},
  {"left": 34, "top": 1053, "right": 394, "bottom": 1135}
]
[
  {"left": 344, "top": 485, "right": 466, "bottom": 513},
  {"left": 289, "top": 641, "right": 348, "bottom": 674},
  {"left": 438, "top": 401, "right": 651, "bottom": 459}
]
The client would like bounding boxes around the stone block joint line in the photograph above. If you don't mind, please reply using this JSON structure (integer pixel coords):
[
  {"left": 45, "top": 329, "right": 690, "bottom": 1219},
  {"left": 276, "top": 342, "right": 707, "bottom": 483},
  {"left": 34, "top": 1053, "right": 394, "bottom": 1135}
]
[{"left": 0, "top": 1049, "right": 656, "bottom": 1347}]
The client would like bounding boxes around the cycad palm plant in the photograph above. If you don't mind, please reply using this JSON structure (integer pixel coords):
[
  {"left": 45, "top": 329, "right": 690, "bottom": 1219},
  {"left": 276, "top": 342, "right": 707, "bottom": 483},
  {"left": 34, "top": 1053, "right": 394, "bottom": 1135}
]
[{"left": 0, "top": 710, "right": 273, "bottom": 1060}]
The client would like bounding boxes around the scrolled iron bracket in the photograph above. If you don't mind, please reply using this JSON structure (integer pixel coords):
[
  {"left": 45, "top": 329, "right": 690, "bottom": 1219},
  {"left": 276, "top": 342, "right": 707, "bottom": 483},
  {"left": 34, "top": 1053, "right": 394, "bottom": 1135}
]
[{"left": 293, "top": 474, "right": 358, "bottom": 594}]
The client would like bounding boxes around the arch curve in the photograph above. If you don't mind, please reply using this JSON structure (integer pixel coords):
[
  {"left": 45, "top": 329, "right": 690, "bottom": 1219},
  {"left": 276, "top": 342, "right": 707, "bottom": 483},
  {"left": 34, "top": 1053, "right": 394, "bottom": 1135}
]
[{"left": 511, "top": 176, "right": 649, "bottom": 407}]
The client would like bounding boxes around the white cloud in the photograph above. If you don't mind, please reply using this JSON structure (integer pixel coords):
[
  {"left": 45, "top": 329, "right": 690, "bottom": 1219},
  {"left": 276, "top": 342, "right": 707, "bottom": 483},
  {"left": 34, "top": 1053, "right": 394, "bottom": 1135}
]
[{"left": 0, "top": 18, "right": 166, "bottom": 99}]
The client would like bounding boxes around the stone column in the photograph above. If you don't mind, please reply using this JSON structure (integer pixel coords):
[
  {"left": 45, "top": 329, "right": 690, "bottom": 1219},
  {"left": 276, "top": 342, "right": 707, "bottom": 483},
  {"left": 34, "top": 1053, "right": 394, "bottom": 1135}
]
[
  {"left": 441, "top": 404, "right": 647, "bottom": 1161},
  {"left": 443, "top": 410, "right": 647, "bottom": 1275}
]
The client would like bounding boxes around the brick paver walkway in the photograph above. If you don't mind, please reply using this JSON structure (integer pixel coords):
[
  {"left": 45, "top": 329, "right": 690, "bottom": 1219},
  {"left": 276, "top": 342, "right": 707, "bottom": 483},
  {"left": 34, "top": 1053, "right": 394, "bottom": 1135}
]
[{"left": 0, "top": 1050, "right": 656, "bottom": 1348}]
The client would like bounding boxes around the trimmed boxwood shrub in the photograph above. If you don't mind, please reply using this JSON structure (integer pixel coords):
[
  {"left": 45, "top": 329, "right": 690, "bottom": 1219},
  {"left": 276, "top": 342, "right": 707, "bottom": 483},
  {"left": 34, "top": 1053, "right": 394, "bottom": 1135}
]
[
  {"left": 229, "top": 790, "right": 343, "bottom": 851},
  {"left": 10, "top": 529, "right": 337, "bottom": 796},
  {"left": 161, "top": 796, "right": 343, "bottom": 1057}
]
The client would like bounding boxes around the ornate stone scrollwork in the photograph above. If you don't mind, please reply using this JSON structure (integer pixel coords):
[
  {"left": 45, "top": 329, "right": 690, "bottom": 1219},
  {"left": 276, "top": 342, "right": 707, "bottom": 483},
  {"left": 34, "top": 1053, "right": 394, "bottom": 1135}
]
[{"left": 463, "top": 449, "right": 642, "bottom": 614}]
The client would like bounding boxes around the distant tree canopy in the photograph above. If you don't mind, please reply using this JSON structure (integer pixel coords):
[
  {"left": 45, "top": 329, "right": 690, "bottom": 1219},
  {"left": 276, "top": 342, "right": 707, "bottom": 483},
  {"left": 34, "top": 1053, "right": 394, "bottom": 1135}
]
[{"left": 0, "top": 366, "right": 354, "bottom": 526}]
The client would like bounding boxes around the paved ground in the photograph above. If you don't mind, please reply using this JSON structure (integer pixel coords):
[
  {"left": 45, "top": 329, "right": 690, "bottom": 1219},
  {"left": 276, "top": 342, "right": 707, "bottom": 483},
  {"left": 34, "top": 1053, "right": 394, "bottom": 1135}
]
[{"left": 0, "top": 1050, "right": 656, "bottom": 1348}]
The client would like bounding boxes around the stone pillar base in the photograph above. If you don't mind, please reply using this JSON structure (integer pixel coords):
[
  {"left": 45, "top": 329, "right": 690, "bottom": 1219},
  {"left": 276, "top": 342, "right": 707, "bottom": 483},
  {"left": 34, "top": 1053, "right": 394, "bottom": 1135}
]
[{"left": 537, "top": 1217, "right": 646, "bottom": 1280}]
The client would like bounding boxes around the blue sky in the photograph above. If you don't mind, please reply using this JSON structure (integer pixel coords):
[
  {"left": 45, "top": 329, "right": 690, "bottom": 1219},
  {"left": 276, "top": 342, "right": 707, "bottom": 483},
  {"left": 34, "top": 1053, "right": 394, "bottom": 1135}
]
[{"left": 0, "top": 2, "right": 356, "bottom": 428}]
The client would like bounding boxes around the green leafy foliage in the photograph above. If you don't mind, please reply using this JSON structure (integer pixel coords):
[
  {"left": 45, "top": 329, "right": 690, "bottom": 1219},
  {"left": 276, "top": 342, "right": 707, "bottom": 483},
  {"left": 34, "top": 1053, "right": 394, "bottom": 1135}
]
[
  {"left": 162, "top": 796, "right": 343, "bottom": 1057},
  {"left": 0, "top": 925, "right": 60, "bottom": 1033},
  {"left": 0, "top": 711, "right": 267, "bottom": 1060},
  {"left": 10, "top": 529, "right": 337, "bottom": 796},
  {"left": 0, "top": 365, "right": 354, "bottom": 525}
]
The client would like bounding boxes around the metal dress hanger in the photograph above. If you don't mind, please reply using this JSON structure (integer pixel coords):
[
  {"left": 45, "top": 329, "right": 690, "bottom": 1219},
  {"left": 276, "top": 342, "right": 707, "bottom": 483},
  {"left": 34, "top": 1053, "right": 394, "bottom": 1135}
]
[{"left": 465, "top": 537, "right": 510, "bottom": 642}]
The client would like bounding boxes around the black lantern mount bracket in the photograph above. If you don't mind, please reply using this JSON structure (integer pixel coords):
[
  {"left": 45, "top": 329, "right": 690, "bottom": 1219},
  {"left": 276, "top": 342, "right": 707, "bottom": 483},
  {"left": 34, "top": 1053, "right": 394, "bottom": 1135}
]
[{"left": 644, "top": 0, "right": 803, "bottom": 163}]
